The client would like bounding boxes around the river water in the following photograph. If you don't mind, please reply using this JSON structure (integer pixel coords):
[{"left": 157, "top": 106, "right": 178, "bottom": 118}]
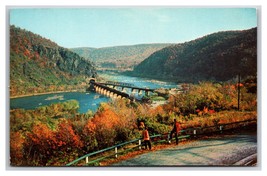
[{"left": 10, "top": 73, "right": 178, "bottom": 113}]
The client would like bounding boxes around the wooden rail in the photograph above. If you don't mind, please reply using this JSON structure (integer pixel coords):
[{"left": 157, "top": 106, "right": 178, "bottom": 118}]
[{"left": 66, "top": 119, "right": 256, "bottom": 166}]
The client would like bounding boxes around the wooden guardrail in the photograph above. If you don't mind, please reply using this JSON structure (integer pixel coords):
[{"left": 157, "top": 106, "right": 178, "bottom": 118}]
[{"left": 66, "top": 119, "right": 256, "bottom": 166}]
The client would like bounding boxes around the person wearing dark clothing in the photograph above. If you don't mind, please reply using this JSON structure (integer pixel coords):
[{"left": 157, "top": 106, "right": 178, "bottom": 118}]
[
  {"left": 169, "top": 119, "right": 181, "bottom": 145},
  {"left": 142, "top": 127, "right": 152, "bottom": 150}
]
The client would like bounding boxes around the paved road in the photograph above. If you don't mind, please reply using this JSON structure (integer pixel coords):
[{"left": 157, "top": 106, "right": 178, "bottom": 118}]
[{"left": 112, "top": 134, "right": 257, "bottom": 166}]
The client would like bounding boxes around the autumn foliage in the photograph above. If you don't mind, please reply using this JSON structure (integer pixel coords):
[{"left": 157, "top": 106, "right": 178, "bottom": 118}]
[
  {"left": 10, "top": 132, "right": 25, "bottom": 165},
  {"left": 10, "top": 81, "right": 257, "bottom": 166},
  {"left": 10, "top": 100, "right": 140, "bottom": 166}
]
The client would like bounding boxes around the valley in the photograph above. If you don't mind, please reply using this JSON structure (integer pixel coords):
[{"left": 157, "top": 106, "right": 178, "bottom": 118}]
[{"left": 9, "top": 24, "right": 257, "bottom": 167}]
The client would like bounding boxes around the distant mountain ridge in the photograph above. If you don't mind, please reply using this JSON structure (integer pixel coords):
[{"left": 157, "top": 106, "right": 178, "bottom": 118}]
[
  {"left": 10, "top": 25, "right": 97, "bottom": 97},
  {"left": 70, "top": 47, "right": 96, "bottom": 59},
  {"left": 129, "top": 28, "right": 257, "bottom": 82},
  {"left": 70, "top": 43, "right": 173, "bottom": 69}
]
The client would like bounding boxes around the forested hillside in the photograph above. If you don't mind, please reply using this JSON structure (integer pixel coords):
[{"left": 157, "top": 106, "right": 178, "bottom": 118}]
[
  {"left": 71, "top": 43, "right": 173, "bottom": 70},
  {"left": 10, "top": 25, "right": 97, "bottom": 97},
  {"left": 129, "top": 28, "right": 257, "bottom": 82}
]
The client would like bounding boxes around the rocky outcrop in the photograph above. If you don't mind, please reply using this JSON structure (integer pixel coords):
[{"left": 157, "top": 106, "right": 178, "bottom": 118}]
[{"left": 10, "top": 25, "right": 97, "bottom": 96}]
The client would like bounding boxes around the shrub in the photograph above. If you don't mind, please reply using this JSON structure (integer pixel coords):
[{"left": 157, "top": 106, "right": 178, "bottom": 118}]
[{"left": 166, "top": 82, "right": 257, "bottom": 115}]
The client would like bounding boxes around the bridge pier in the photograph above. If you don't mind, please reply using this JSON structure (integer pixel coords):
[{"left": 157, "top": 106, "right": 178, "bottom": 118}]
[
  {"left": 110, "top": 92, "right": 115, "bottom": 99},
  {"left": 94, "top": 86, "right": 98, "bottom": 93},
  {"left": 99, "top": 88, "right": 103, "bottom": 94},
  {"left": 106, "top": 90, "right": 111, "bottom": 97},
  {"left": 101, "top": 88, "right": 105, "bottom": 95},
  {"left": 104, "top": 89, "right": 109, "bottom": 96},
  {"left": 122, "top": 87, "right": 127, "bottom": 93},
  {"left": 131, "top": 89, "right": 137, "bottom": 94},
  {"left": 112, "top": 93, "right": 118, "bottom": 99}
]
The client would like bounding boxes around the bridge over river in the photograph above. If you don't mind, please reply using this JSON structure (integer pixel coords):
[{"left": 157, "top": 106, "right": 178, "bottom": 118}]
[{"left": 89, "top": 79, "right": 155, "bottom": 100}]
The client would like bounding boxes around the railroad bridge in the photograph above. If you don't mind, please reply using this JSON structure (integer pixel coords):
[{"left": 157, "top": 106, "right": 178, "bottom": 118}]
[{"left": 89, "top": 79, "right": 154, "bottom": 100}]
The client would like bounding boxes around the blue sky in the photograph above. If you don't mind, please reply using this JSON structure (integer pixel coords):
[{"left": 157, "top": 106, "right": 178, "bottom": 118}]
[{"left": 9, "top": 8, "right": 257, "bottom": 48}]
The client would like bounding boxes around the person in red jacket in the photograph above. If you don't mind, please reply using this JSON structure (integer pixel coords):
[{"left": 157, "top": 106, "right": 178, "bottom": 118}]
[
  {"left": 169, "top": 119, "right": 181, "bottom": 145},
  {"left": 142, "top": 126, "right": 152, "bottom": 150}
]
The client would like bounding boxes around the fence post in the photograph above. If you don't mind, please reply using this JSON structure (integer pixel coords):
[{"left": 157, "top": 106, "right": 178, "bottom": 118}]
[
  {"left": 220, "top": 125, "right": 223, "bottom": 133},
  {"left": 193, "top": 129, "right": 197, "bottom": 137},
  {"left": 85, "top": 156, "right": 89, "bottom": 164},
  {"left": 115, "top": 147, "right": 118, "bottom": 158},
  {"left": 138, "top": 139, "right": 142, "bottom": 150}
]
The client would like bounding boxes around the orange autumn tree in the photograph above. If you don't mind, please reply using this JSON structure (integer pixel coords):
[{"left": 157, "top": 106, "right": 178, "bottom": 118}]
[
  {"left": 82, "top": 120, "right": 98, "bottom": 152},
  {"left": 24, "top": 120, "right": 84, "bottom": 166},
  {"left": 82, "top": 101, "right": 139, "bottom": 151},
  {"left": 25, "top": 123, "right": 57, "bottom": 166},
  {"left": 91, "top": 103, "right": 121, "bottom": 148},
  {"left": 108, "top": 99, "right": 140, "bottom": 141},
  {"left": 55, "top": 119, "right": 83, "bottom": 152},
  {"left": 48, "top": 119, "right": 84, "bottom": 165},
  {"left": 10, "top": 132, "right": 25, "bottom": 166}
]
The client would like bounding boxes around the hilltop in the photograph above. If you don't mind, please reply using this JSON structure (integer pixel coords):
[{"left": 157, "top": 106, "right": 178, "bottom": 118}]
[
  {"left": 128, "top": 28, "right": 257, "bottom": 82},
  {"left": 10, "top": 25, "right": 97, "bottom": 97},
  {"left": 71, "top": 43, "right": 173, "bottom": 70}
]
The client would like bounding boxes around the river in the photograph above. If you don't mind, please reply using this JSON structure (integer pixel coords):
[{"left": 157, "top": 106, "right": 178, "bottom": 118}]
[{"left": 10, "top": 73, "right": 179, "bottom": 113}]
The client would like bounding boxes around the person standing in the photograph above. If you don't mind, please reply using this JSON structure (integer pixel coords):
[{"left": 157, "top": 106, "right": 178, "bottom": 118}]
[
  {"left": 169, "top": 119, "right": 181, "bottom": 145},
  {"left": 142, "top": 126, "right": 152, "bottom": 150}
]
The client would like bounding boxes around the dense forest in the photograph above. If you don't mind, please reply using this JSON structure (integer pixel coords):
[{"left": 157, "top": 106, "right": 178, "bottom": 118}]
[
  {"left": 71, "top": 43, "right": 173, "bottom": 70},
  {"left": 129, "top": 28, "right": 257, "bottom": 82},
  {"left": 10, "top": 25, "right": 97, "bottom": 97}
]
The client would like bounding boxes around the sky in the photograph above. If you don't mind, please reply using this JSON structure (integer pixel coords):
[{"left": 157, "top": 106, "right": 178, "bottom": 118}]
[{"left": 9, "top": 8, "right": 257, "bottom": 48}]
